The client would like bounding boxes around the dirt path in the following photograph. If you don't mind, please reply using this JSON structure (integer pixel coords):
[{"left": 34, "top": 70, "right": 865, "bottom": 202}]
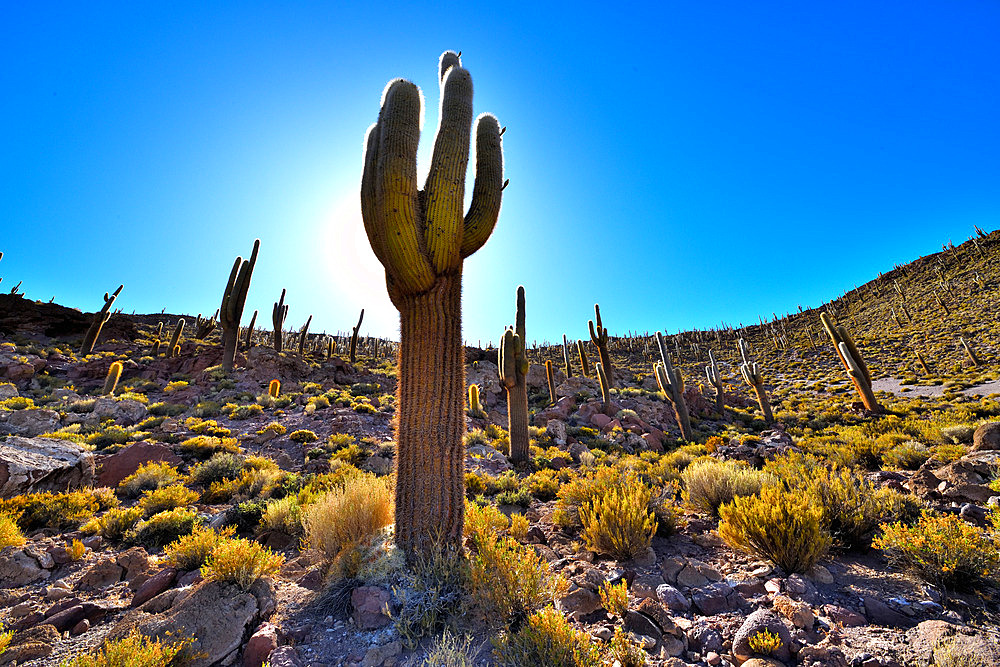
[{"left": 872, "top": 377, "right": 1000, "bottom": 398}]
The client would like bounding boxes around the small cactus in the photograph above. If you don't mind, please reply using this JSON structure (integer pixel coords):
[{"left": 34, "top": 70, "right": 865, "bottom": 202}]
[
  {"left": 350, "top": 309, "right": 365, "bottom": 364},
  {"left": 103, "top": 361, "right": 123, "bottom": 396},
  {"left": 268, "top": 379, "right": 280, "bottom": 398},
  {"left": 596, "top": 361, "right": 612, "bottom": 410},
  {"left": 298, "top": 315, "right": 313, "bottom": 356},
  {"left": 562, "top": 334, "right": 573, "bottom": 378},
  {"left": 243, "top": 310, "right": 258, "bottom": 351},
  {"left": 545, "top": 359, "right": 557, "bottom": 405},
  {"left": 961, "top": 337, "right": 981, "bottom": 367},
  {"left": 576, "top": 339, "right": 591, "bottom": 377},
  {"left": 80, "top": 285, "right": 123, "bottom": 355},
  {"left": 168, "top": 319, "right": 185, "bottom": 358},
  {"left": 467, "top": 383, "right": 485, "bottom": 417}
]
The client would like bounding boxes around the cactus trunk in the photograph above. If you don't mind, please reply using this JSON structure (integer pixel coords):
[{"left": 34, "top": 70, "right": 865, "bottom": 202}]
[{"left": 395, "top": 274, "right": 466, "bottom": 554}]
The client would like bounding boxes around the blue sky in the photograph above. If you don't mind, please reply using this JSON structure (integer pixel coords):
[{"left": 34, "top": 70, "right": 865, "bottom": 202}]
[{"left": 3, "top": 2, "right": 998, "bottom": 345}]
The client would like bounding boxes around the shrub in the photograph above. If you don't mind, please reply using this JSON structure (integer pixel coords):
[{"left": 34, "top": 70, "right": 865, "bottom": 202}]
[
  {"left": 179, "top": 435, "right": 240, "bottom": 459},
  {"left": 883, "top": 441, "right": 931, "bottom": 470},
  {"left": 188, "top": 452, "right": 245, "bottom": 486},
  {"left": 289, "top": 429, "right": 318, "bottom": 444},
  {"left": 304, "top": 475, "right": 392, "bottom": 561},
  {"left": 599, "top": 580, "right": 628, "bottom": 617},
  {"left": 2, "top": 489, "right": 115, "bottom": 531},
  {"left": 139, "top": 484, "right": 199, "bottom": 517},
  {"left": 682, "top": 459, "right": 773, "bottom": 517},
  {"left": 579, "top": 476, "right": 657, "bottom": 560},
  {"left": 650, "top": 492, "right": 681, "bottom": 538},
  {"left": 805, "top": 466, "right": 903, "bottom": 550},
  {"left": 0, "top": 511, "right": 25, "bottom": 548},
  {"left": 394, "top": 541, "right": 468, "bottom": 648},
  {"left": 940, "top": 424, "right": 975, "bottom": 444},
  {"left": 493, "top": 607, "right": 602, "bottom": 667},
  {"left": 225, "top": 499, "right": 268, "bottom": 533},
  {"left": 86, "top": 425, "right": 132, "bottom": 449},
  {"left": 261, "top": 496, "right": 305, "bottom": 535},
  {"left": 509, "top": 513, "right": 529, "bottom": 541},
  {"left": 0, "top": 396, "right": 34, "bottom": 410},
  {"left": 163, "top": 525, "right": 236, "bottom": 570},
  {"left": 62, "top": 629, "right": 194, "bottom": 667},
  {"left": 202, "top": 535, "right": 284, "bottom": 590},
  {"left": 422, "top": 630, "right": 475, "bottom": 667},
  {"left": 131, "top": 507, "right": 200, "bottom": 549},
  {"left": 748, "top": 629, "right": 783, "bottom": 656},
  {"left": 224, "top": 403, "right": 264, "bottom": 420},
  {"left": 555, "top": 467, "right": 626, "bottom": 527},
  {"left": 607, "top": 628, "right": 647, "bottom": 667},
  {"left": 85, "top": 506, "right": 143, "bottom": 542},
  {"left": 718, "top": 485, "right": 831, "bottom": 574},
  {"left": 258, "top": 421, "right": 287, "bottom": 437},
  {"left": 117, "top": 462, "right": 180, "bottom": 498},
  {"left": 873, "top": 512, "right": 1000, "bottom": 590},
  {"left": 147, "top": 402, "right": 187, "bottom": 416}
]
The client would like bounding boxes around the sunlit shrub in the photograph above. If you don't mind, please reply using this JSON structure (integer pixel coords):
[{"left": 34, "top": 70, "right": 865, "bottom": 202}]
[
  {"left": 163, "top": 525, "right": 235, "bottom": 571},
  {"left": 202, "top": 535, "right": 284, "bottom": 590},
  {"left": 0, "top": 511, "right": 25, "bottom": 549},
  {"left": 117, "top": 461, "right": 180, "bottom": 498},
  {"left": 179, "top": 435, "right": 240, "bottom": 459},
  {"left": 303, "top": 474, "right": 392, "bottom": 562},
  {"left": 83, "top": 506, "right": 143, "bottom": 542},
  {"left": 139, "top": 484, "right": 198, "bottom": 517},
  {"left": 682, "top": 459, "right": 773, "bottom": 517},
  {"left": 493, "top": 607, "right": 601, "bottom": 667},
  {"left": 579, "top": 476, "right": 657, "bottom": 560},
  {"left": 131, "top": 507, "right": 200, "bottom": 549},
  {"left": 63, "top": 629, "right": 194, "bottom": 667}
]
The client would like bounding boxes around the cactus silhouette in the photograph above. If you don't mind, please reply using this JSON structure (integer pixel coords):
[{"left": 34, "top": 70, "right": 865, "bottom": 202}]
[
  {"left": 272, "top": 289, "right": 288, "bottom": 352},
  {"left": 360, "top": 51, "right": 504, "bottom": 556},
  {"left": 654, "top": 331, "right": 693, "bottom": 441},
  {"left": 820, "top": 312, "right": 881, "bottom": 413},
  {"left": 103, "top": 361, "right": 123, "bottom": 396},
  {"left": 589, "top": 304, "right": 613, "bottom": 388},
  {"left": 738, "top": 337, "right": 774, "bottom": 423},
  {"left": 350, "top": 309, "right": 365, "bottom": 364},
  {"left": 80, "top": 285, "right": 123, "bottom": 355},
  {"left": 499, "top": 286, "right": 529, "bottom": 464}
]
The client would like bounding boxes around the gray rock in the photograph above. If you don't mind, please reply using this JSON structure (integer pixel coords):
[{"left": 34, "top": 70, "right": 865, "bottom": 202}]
[
  {"left": 92, "top": 398, "right": 148, "bottom": 425},
  {"left": 656, "top": 583, "right": 691, "bottom": 612},
  {"left": 732, "top": 608, "right": 793, "bottom": 663},
  {"left": 0, "top": 436, "right": 95, "bottom": 497},
  {"left": 0, "top": 384, "right": 18, "bottom": 400},
  {"left": 560, "top": 585, "right": 602, "bottom": 617},
  {"left": 2, "top": 409, "right": 60, "bottom": 437},
  {"left": 864, "top": 597, "right": 916, "bottom": 629},
  {"left": 0, "top": 546, "right": 49, "bottom": 588},
  {"left": 972, "top": 422, "right": 1000, "bottom": 451},
  {"left": 692, "top": 582, "right": 742, "bottom": 615}
]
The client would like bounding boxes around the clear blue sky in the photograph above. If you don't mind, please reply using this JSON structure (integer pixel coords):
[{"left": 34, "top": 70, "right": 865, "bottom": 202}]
[{"left": 3, "top": 2, "right": 998, "bottom": 345}]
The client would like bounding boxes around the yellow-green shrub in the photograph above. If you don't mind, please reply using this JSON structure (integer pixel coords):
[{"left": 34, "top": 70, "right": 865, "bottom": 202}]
[
  {"left": 139, "top": 485, "right": 198, "bottom": 517},
  {"left": 718, "top": 485, "right": 831, "bottom": 574},
  {"left": 682, "top": 459, "right": 773, "bottom": 517},
  {"left": 62, "top": 629, "right": 193, "bottom": 667},
  {"left": 1, "top": 489, "right": 116, "bottom": 531},
  {"left": 260, "top": 495, "right": 305, "bottom": 535},
  {"left": 201, "top": 535, "right": 284, "bottom": 590},
  {"left": 493, "top": 607, "right": 601, "bottom": 667},
  {"left": 303, "top": 474, "right": 392, "bottom": 561},
  {"left": 163, "top": 525, "right": 236, "bottom": 570},
  {"left": 117, "top": 462, "right": 180, "bottom": 499},
  {"left": 0, "top": 511, "right": 25, "bottom": 548},
  {"left": 83, "top": 506, "right": 143, "bottom": 542},
  {"left": 579, "top": 477, "right": 657, "bottom": 560},
  {"left": 131, "top": 507, "right": 200, "bottom": 549},
  {"left": 179, "top": 435, "right": 240, "bottom": 459},
  {"left": 873, "top": 512, "right": 1000, "bottom": 590},
  {"left": 607, "top": 627, "right": 647, "bottom": 667},
  {"left": 599, "top": 580, "right": 628, "bottom": 617}
]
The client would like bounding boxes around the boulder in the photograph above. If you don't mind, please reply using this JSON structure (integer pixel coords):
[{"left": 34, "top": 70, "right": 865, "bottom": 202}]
[
  {"left": 244, "top": 622, "right": 279, "bottom": 667},
  {"left": 0, "top": 546, "right": 49, "bottom": 588},
  {"left": 732, "top": 608, "right": 794, "bottom": 663},
  {"left": 2, "top": 409, "right": 60, "bottom": 437},
  {"left": 0, "top": 624, "right": 60, "bottom": 665},
  {"left": 132, "top": 568, "right": 177, "bottom": 607},
  {"left": 92, "top": 398, "right": 148, "bottom": 425},
  {"left": 906, "top": 620, "right": 1000, "bottom": 666},
  {"left": 78, "top": 559, "right": 124, "bottom": 591},
  {"left": 971, "top": 422, "right": 1000, "bottom": 451},
  {"left": 351, "top": 585, "right": 393, "bottom": 630},
  {"left": 96, "top": 441, "right": 182, "bottom": 488},
  {"left": 0, "top": 436, "right": 94, "bottom": 497}
]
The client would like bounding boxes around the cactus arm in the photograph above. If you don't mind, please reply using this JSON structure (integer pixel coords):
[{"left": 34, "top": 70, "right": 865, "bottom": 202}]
[
  {"left": 461, "top": 114, "right": 504, "bottom": 258},
  {"left": 361, "top": 122, "right": 388, "bottom": 267}
]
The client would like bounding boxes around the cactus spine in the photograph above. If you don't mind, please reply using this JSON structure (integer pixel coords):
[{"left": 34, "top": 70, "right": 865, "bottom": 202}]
[
  {"left": 350, "top": 309, "right": 365, "bottom": 364},
  {"left": 588, "top": 304, "right": 613, "bottom": 389},
  {"left": 272, "top": 289, "right": 288, "bottom": 352},
  {"left": 360, "top": 51, "right": 504, "bottom": 557},
  {"left": 576, "top": 339, "right": 591, "bottom": 377},
  {"left": 499, "top": 286, "right": 529, "bottom": 464},
  {"left": 654, "top": 332, "right": 693, "bottom": 441},
  {"left": 268, "top": 379, "right": 280, "bottom": 399},
  {"left": 820, "top": 312, "right": 881, "bottom": 413},
  {"left": 545, "top": 359, "right": 557, "bottom": 404},
  {"left": 103, "top": 361, "right": 123, "bottom": 396},
  {"left": 738, "top": 338, "right": 773, "bottom": 423},
  {"left": 168, "top": 319, "right": 185, "bottom": 358},
  {"left": 219, "top": 240, "right": 259, "bottom": 372},
  {"left": 705, "top": 349, "right": 725, "bottom": 413},
  {"left": 80, "top": 285, "right": 123, "bottom": 355}
]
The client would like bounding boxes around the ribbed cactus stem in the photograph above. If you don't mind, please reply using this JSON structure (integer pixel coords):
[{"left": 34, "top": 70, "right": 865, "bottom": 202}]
[
  {"left": 596, "top": 361, "right": 612, "bottom": 409},
  {"left": 361, "top": 51, "right": 504, "bottom": 558},
  {"left": 298, "top": 315, "right": 312, "bottom": 356},
  {"left": 219, "top": 240, "right": 259, "bottom": 372},
  {"left": 80, "top": 285, "right": 123, "bottom": 355},
  {"left": 561, "top": 334, "right": 573, "bottom": 378},
  {"left": 103, "top": 361, "right": 123, "bottom": 396},
  {"left": 244, "top": 310, "right": 257, "bottom": 351},
  {"left": 272, "top": 289, "right": 288, "bottom": 352},
  {"left": 705, "top": 349, "right": 725, "bottom": 413},
  {"left": 588, "top": 304, "right": 613, "bottom": 388},
  {"left": 914, "top": 350, "right": 932, "bottom": 375},
  {"left": 499, "top": 287, "right": 530, "bottom": 464},
  {"left": 961, "top": 337, "right": 981, "bottom": 367},
  {"left": 820, "top": 312, "right": 881, "bottom": 412},
  {"left": 350, "top": 309, "right": 365, "bottom": 364},
  {"left": 654, "top": 331, "right": 693, "bottom": 441},
  {"left": 468, "top": 383, "right": 484, "bottom": 416},
  {"left": 168, "top": 319, "right": 185, "bottom": 358},
  {"left": 268, "top": 379, "right": 280, "bottom": 398},
  {"left": 737, "top": 338, "right": 773, "bottom": 423},
  {"left": 576, "top": 339, "right": 590, "bottom": 377},
  {"left": 545, "top": 360, "right": 557, "bottom": 405}
]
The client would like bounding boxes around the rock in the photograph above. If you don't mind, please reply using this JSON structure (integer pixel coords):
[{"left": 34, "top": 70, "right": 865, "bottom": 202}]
[
  {"left": 0, "top": 624, "right": 60, "bottom": 664},
  {"left": 772, "top": 594, "right": 814, "bottom": 628},
  {"left": 797, "top": 642, "right": 849, "bottom": 667},
  {"left": 675, "top": 563, "right": 710, "bottom": 588},
  {"left": 821, "top": 604, "right": 867, "bottom": 627},
  {"left": 92, "top": 398, "right": 148, "bottom": 425},
  {"left": 560, "top": 585, "right": 602, "bottom": 617},
  {"left": 2, "top": 409, "right": 60, "bottom": 437},
  {"left": 864, "top": 597, "right": 916, "bottom": 629},
  {"left": 687, "top": 625, "right": 723, "bottom": 654},
  {"left": 0, "top": 546, "right": 49, "bottom": 588},
  {"left": 656, "top": 583, "right": 691, "bottom": 612},
  {"left": 741, "top": 660, "right": 785, "bottom": 667},
  {"left": 635, "top": 598, "right": 681, "bottom": 637},
  {"left": 971, "top": 422, "right": 1000, "bottom": 451},
  {"left": 0, "top": 384, "right": 17, "bottom": 400},
  {"left": 132, "top": 568, "right": 177, "bottom": 607},
  {"left": 362, "top": 640, "right": 401, "bottom": 667},
  {"left": 0, "top": 436, "right": 95, "bottom": 497},
  {"left": 906, "top": 619, "right": 1000, "bottom": 666},
  {"left": 546, "top": 419, "right": 568, "bottom": 445},
  {"left": 244, "top": 622, "right": 279, "bottom": 667},
  {"left": 692, "top": 582, "right": 743, "bottom": 615},
  {"left": 96, "top": 441, "right": 182, "bottom": 488},
  {"left": 806, "top": 564, "right": 834, "bottom": 585},
  {"left": 265, "top": 647, "right": 303, "bottom": 667},
  {"left": 351, "top": 585, "right": 392, "bottom": 630},
  {"left": 78, "top": 559, "right": 124, "bottom": 590},
  {"left": 116, "top": 547, "right": 151, "bottom": 582},
  {"left": 732, "top": 609, "right": 794, "bottom": 663},
  {"left": 114, "top": 579, "right": 275, "bottom": 667},
  {"left": 625, "top": 609, "right": 663, "bottom": 649},
  {"left": 71, "top": 618, "right": 91, "bottom": 635},
  {"left": 591, "top": 413, "right": 612, "bottom": 430},
  {"left": 42, "top": 603, "right": 87, "bottom": 631}
]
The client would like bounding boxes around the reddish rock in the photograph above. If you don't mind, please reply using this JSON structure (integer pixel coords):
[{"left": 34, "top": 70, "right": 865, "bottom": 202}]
[
  {"left": 132, "top": 568, "right": 177, "bottom": 607},
  {"left": 244, "top": 622, "right": 279, "bottom": 667},
  {"left": 822, "top": 604, "right": 867, "bottom": 627},
  {"left": 43, "top": 604, "right": 86, "bottom": 632},
  {"left": 78, "top": 559, "right": 124, "bottom": 591},
  {"left": 96, "top": 442, "right": 182, "bottom": 488},
  {"left": 350, "top": 586, "right": 392, "bottom": 630},
  {"left": 116, "top": 547, "right": 150, "bottom": 583},
  {"left": 642, "top": 430, "right": 664, "bottom": 453},
  {"left": 591, "top": 414, "right": 612, "bottom": 430},
  {"left": 71, "top": 618, "right": 90, "bottom": 635}
]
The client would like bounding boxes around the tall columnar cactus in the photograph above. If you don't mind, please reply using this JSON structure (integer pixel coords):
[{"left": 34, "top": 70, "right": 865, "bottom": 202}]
[
  {"left": 545, "top": 360, "right": 557, "bottom": 404},
  {"left": 819, "top": 312, "right": 881, "bottom": 413},
  {"left": 219, "top": 240, "right": 259, "bottom": 372},
  {"left": 562, "top": 334, "right": 573, "bottom": 378},
  {"left": 499, "top": 286, "right": 529, "bottom": 464},
  {"left": 588, "top": 304, "right": 613, "bottom": 388},
  {"left": 350, "top": 309, "right": 365, "bottom": 364},
  {"left": 80, "top": 285, "right": 123, "bottom": 355},
  {"left": 738, "top": 338, "right": 773, "bottom": 423},
  {"left": 654, "top": 332, "right": 693, "bottom": 441},
  {"left": 960, "top": 337, "right": 981, "bottom": 367},
  {"left": 914, "top": 349, "right": 932, "bottom": 375},
  {"left": 272, "top": 289, "right": 288, "bottom": 352},
  {"left": 595, "top": 361, "right": 612, "bottom": 409},
  {"left": 168, "top": 319, "right": 185, "bottom": 358},
  {"left": 577, "top": 339, "right": 591, "bottom": 377},
  {"left": 705, "top": 349, "right": 725, "bottom": 413},
  {"left": 103, "top": 361, "right": 123, "bottom": 396},
  {"left": 298, "top": 315, "right": 313, "bottom": 356},
  {"left": 243, "top": 310, "right": 258, "bottom": 351},
  {"left": 195, "top": 310, "right": 219, "bottom": 340},
  {"left": 150, "top": 322, "right": 163, "bottom": 357},
  {"left": 361, "top": 51, "right": 504, "bottom": 556}
]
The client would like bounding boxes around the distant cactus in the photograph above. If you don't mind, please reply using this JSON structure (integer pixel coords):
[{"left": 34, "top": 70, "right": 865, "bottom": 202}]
[
  {"left": 819, "top": 312, "right": 881, "bottom": 413},
  {"left": 914, "top": 349, "right": 932, "bottom": 375},
  {"left": 545, "top": 360, "right": 557, "bottom": 405},
  {"left": 195, "top": 310, "right": 219, "bottom": 340},
  {"left": 298, "top": 315, "right": 313, "bottom": 356},
  {"left": 588, "top": 304, "right": 613, "bottom": 388},
  {"left": 243, "top": 310, "right": 257, "bottom": 351},
  {"left": 467, "top": 383, "right": 485, "bottom": 417},
  {"left": 268, "top": 379, "right": 280, "bottom": 398},
  {"left": 576, "top": 339, "right": 591, "bottom": 377},
  {"left": 103, "top": 361, "right": 123, "bottom": 396},
  {"left": 80, "top": 285, "right": 123, "bottom": 355},
  {"left": 168, "top": 319, "right": 185, "bottom": 358},
  {"left": 272, "top": 289, "right": 288, "bottom": 352},
  {"left": 150, "top": 322, "right": 163, "bottom": 356},
  {"left": 738, "top": 338, "right": 774, "bottom": 423},
  {"left": 705, "top": 349, "right": 725, "bottom": 413},
  {"left": 654, "top": 332, "right": 693, "bottom": 440},
  {"left": 499, "top": 287, "right": 529, "bottom": 464},
  {"left": 562, "top": 334, "right": 573, "bottom": 378},
  {"left": 350, "top": 309, "right": 365, "bottom": 364},
  {"left": 596, "top": 361, "right": 612, "bottom": 410},
  {"left": 360, "top": 51, "right": 505, "bottom": 556},
  {"left": 960, "top": 337, "right": 981, "bottom": 367},
  {"left": 219, "top": 240, "right": 259, "bottom": 372}
]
